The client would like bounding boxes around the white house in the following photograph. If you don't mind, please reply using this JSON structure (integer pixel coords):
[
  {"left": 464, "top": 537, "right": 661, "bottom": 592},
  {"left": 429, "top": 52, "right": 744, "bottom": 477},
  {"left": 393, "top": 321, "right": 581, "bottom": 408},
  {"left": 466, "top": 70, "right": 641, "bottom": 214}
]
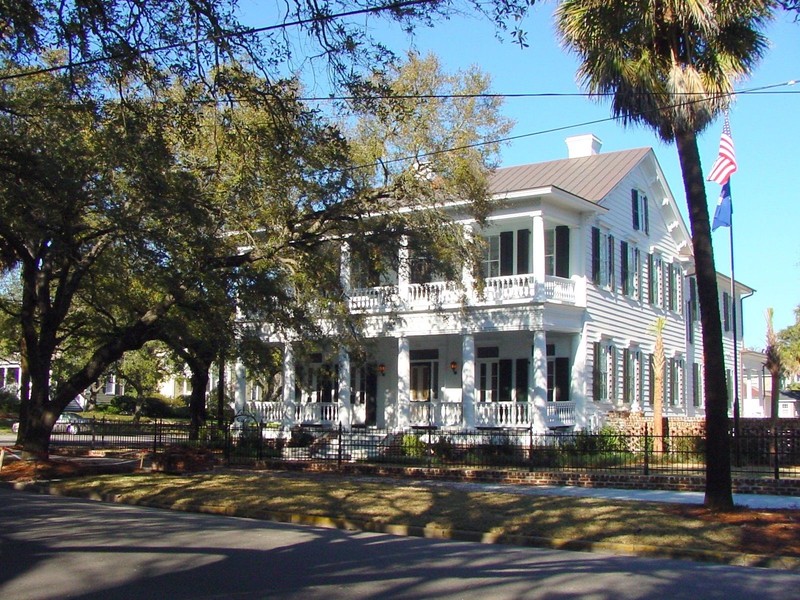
[{"left": 235, "top": 135, "right": 750, "bottom": 433}]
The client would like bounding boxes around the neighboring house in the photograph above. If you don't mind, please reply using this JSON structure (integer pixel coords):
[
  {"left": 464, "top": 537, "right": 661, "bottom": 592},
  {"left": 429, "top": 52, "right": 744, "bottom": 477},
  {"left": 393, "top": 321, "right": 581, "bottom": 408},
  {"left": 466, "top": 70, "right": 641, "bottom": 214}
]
[
  {"left": 1, "top": 357, "right": 21, "bottom": 397},
  {"left": 234, "top": 134, "right": 751, "bottom": 432},
  {"left": 741, "top": 349, "right": 799, "bottom": 419}
]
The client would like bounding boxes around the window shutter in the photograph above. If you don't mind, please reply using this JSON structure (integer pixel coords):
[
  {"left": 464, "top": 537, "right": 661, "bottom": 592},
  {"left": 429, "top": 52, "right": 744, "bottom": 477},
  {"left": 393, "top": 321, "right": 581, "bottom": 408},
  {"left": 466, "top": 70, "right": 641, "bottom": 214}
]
[
  {"left": 591, "top": 227, "right": 601, "bottom": 284},
  {"left": 500, "top": 231, "right": 514, "bottom": 276},
  {"left": 647, "top": 253, "right": 655, "bottom": 304},
  {"left": 620, "top": 241, "right": 629, "bottom": 295},
  {"left": 643, "top": 195, "right": 650, "bottom": 234},
  {"left": 498, "top": 359, "right": 513, "bottom": 402},
  {"left": 555, "top": 225, "right": 570, "bottom": 278},
  {"left": 515, "top": 358, "right": 528, "bottom": 402},
  {"left": 608, "top": 235, "right": 615, "bottom": 290},
  {"left": 516, "top": 229, "right": 530, "bottom": 274},
  {"left": 631, "top": 189, "right": 640, "bottom": 230},
  {"left": 592, "top": 342, "right": 601, "bottom": 402},
  {"left": 555, "top": 357, "right": 570, "bottom": 402}
]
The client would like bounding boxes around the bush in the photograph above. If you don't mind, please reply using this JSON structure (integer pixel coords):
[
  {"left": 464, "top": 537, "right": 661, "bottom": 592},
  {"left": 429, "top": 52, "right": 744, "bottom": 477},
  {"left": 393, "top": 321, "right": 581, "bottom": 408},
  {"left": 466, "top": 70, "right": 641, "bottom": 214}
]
[
  {"left": 0, "top": 388, "right": 20, "bottom": 415},
  {"left": 400, "top": 434, "right": 426, "bottom": 459}
]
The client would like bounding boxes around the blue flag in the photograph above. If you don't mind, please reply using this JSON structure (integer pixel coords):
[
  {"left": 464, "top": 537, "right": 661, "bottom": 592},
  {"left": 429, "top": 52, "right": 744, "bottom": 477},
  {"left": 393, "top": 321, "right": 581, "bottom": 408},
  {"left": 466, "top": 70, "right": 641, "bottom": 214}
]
[{"left": 712, "top": 181, "right": 732, "bottom": 230}]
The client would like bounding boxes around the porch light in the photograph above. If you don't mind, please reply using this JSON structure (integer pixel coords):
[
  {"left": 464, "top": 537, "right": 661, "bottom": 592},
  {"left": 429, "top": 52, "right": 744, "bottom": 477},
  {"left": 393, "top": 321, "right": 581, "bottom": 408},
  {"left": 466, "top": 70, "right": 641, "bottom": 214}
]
[
  {"left": 378, "top": 363, "right": 386, "bottom": 376},
  {"left": 450, "top": 361, "right": 458, "bottom": 374}
]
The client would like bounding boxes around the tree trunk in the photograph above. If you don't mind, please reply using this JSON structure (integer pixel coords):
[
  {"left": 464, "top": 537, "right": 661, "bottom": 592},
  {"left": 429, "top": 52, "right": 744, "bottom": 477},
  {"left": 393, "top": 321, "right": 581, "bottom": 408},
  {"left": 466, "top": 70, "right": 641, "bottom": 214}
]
[
  {"left": 675, "top": 129, "right": 733, "bottom": 510},
  {"left": 769, "top": 367, "right": 781, "bottom": 425},
  {"left": 187, "top": 360, "right": 211, "bottom": 441}
]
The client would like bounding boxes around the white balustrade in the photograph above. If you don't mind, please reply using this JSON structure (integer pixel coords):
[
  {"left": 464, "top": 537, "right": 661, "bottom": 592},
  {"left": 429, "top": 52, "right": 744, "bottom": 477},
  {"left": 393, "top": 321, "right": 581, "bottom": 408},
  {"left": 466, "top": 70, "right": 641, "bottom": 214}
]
[
  {"left": 349, "top": 285, "right": 397, "bottom": 311},
  {"left": 474, "top": 401, "right": 532, "bottom": 427},
  {"left": 297, "top": 402, "right": 339, "bottom": 424},
  {"left": 544, "top": 276, "right": 575, "bottom": 303},
  {"left": 409, "top": 400, "right": 464, "bottom": 427},
  {"left": 406, "top": 281, "right": 460, "bottom": 308},
  {"left": 484, "top": 274, "right": 535, "bottom": 302},
  {"left": 545, "top": 401, "right": 576, "bottom": 426},
  {"left": 248, "top": 401, "right": 285, "bottom": 423}
]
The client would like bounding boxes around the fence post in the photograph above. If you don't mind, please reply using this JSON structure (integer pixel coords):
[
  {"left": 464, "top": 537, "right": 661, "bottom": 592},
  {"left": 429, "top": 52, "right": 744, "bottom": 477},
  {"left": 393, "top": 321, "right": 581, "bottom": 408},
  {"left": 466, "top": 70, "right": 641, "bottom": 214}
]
[
  {"left": 153, "top": 420, "right": 159, "bottom": 455},
  {"left": 90, "top": 417, "right": 96, "bottom": 451},
  {"left": 643, "top": 423, "right": 649, "bottom": 476},
  {"left": 528, "top": 421, "right": 534, "bottom": 473},
  {"left": 337, "top": 422, "right": 343, "bottom": 469},
  {"left": 774, "top": 428, "right": 780, "bottom": 481}
]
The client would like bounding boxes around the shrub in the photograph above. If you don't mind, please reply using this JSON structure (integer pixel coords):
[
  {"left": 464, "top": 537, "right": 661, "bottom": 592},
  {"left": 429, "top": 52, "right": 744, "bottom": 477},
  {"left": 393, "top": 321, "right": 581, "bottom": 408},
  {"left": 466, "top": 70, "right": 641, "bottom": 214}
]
[
  {"left": 400, "top": 434, "right": 426, "bottom": 458},
  {"left": 0, "top": 388, "right": 20, "bottom": 416}
]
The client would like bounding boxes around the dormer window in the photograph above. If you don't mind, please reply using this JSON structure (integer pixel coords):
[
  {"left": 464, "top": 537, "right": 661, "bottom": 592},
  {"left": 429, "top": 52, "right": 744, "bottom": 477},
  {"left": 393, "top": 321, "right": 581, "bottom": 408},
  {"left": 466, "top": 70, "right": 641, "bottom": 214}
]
[{"left": 632, "top": 189, "right": 650, "bottom": 235}]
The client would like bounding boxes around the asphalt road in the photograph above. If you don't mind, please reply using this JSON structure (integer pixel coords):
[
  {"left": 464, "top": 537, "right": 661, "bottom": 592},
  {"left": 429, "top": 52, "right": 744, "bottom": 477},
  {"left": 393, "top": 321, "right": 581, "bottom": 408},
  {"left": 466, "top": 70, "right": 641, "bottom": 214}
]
[{"left": 1, "top": 488, "right": 799, "bottom": 599}]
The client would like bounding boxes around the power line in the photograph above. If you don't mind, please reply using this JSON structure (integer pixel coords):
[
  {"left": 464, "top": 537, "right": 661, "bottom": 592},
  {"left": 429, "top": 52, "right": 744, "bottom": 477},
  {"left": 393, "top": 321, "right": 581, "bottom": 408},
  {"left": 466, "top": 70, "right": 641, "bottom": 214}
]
[{"left": 0, "top": 0, "right": 439, "bottom": 82}]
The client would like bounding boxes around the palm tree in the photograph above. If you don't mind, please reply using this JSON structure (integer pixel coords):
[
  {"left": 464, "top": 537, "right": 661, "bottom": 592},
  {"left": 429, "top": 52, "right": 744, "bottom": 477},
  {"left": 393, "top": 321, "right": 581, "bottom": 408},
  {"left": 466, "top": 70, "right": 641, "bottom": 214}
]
[
  {"left": 557, "top": 1, "right": 772, "bottom": 510},
  {"left": 765, "top": 308, "right": 782, "bottom": 426}
]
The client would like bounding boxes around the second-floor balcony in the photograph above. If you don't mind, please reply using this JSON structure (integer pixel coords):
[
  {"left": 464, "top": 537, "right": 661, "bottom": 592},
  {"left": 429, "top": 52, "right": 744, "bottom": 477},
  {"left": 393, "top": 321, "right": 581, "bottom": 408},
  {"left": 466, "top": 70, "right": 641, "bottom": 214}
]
[{"left": 349, "top": 274, "right": 580, "bottom": 313}]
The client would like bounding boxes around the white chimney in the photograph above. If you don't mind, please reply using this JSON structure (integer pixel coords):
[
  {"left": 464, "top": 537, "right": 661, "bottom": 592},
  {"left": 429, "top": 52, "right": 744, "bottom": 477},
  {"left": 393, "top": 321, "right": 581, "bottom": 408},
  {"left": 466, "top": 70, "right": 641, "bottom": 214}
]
[{"left": 566, "top": 134, "right": 602, "bottom": 158}]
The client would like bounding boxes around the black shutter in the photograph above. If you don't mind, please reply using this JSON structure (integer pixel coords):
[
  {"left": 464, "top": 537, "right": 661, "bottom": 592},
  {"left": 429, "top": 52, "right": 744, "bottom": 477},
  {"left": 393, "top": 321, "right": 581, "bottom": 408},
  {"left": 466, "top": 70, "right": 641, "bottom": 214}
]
[
  {"left": 643, "top": 195, "right": 650, "bottom": 234},
  {"left": 647, "top": 253, "right": 655, "bottom": 304},
  {"left": 631, "top": 189, "right": 640, "bottom": 230},
  {"left": 498, "top": 359, "right": 513, "bottom": 402},
  {"left": 592, "top": 342, "right": 601, "bottom": 402},
  {"left": 516, "top": 229, "right": 530, "bottom": 274},
  {"left": 608, "top": 235, "right": 615, "bottom": 290},
  {"left": 555, "top": 357, "right": 570, "bottom": 402},
  {"left": 591, "top": 227, "right": 600, "bottom": 284},
  {"left": 620, "top": 241, "right": 629, "bottom": 295},
  {"left": 500, "top": 231, "right": 514, "bottom": 276},
  {"left": 555, "top": 225, "right": 570, "bottom": 278},
  {"left": 515, "top": 358, "right": 528, "bottom": 402}
]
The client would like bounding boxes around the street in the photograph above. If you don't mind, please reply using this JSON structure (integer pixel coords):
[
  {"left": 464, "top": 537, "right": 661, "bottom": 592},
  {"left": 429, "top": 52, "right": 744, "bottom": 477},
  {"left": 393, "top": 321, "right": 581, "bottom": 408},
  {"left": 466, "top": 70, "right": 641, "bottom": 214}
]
[{"left": 1, "top": 488, "right": 798, "bottom": 599}]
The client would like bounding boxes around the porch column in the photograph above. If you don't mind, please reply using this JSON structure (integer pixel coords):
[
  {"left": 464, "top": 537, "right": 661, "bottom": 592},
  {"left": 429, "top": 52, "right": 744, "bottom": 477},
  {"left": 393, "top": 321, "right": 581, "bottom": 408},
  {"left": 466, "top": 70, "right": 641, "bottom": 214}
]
[
  {"left": 530, "top": 330, "right": 548, "bottom": 432},
  {"left": 398, "top": 235, "right": 410, "bottom": 304},
  {"left": 281, "top": 343, "right": 296, "bottom": 427},
  {"left": 532, "top": 212, "right": 546, "bottom": 301},
  {"left": 397, "top": 336, "right": 411, "bottom": 429},
  {"left": 234, "top": 358, "right": 247, "bottom": 415},
  {"left": 461, "top": 332, "right": 476, "bottom": 429},
  {"left": 340, "top": 241, "right": 351, "bottom": 293},
  {"left": 337, "top": 347, "right": 352, "bottom": 429}
]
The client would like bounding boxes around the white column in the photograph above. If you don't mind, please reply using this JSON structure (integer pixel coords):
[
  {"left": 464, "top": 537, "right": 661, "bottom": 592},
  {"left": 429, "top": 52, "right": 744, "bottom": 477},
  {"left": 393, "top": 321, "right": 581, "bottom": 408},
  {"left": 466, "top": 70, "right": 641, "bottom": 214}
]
[
  {"left": 397, "top": 336, "right": 410, "bottom": 429},
  {"left": 340, "top": 241, "right": 351, "bottom": 292},
  {"left": 337, "top": 347, "right": 352, "bottom": 429},
  {"left": 462, "top": 224, "right": 476, "bottom": 302},
  {"left": 461, "top": 332, "right": 476, "bottom": 429},
  {"left": 281, "top": 343, "right": 296, "bottom": 427},
  {"left": 532, "top": 213, "right": 546, "bottom": 300},
  {"left": 234, "top": 358, "right": 247, "bottom": 415},
  {"left": 531, "top": 331, "right": 548, "bottom": 432},
  {"left": 398, "top": 235, "right": 410, "bottom": 304}
]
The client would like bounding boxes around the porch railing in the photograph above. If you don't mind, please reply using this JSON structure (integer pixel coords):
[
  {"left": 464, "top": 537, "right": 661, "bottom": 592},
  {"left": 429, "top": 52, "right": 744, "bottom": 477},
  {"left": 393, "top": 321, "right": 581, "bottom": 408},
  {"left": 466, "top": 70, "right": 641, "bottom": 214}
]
[
  {"left": 475, "top": 401, "right": 532, "bottom": 428},
  {"left": 409, "top": 400, "right": 463, "bottom": 427},
  {"left": 349, "top": 274, "right": 580, "bottom": 313}
]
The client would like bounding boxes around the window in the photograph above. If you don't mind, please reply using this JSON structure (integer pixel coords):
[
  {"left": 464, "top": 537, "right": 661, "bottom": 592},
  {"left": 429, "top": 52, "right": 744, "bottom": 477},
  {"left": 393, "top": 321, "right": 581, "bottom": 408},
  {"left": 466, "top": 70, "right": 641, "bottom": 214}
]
[
  {"left": 591, "top": 227, "right": 614, "bottom": 289},
  {"left": 545, "top": 226, "right": 570, "bottom": 278},
  {"left": 622, "top": 349, "right": 633, "bottom": 404},
  {"left": 482, "top": 235, "right": 500, "bottom": 278},
  {"left": 668, "top": 358, "right": 683, "bottom": 407},
  {"left": 652, "top": 256, "right": 665, "bottom": 308},
  {"left": 592, "top": 342, "right": 613, "bottom": 402},
  {"left": 687, "top": 278, "right": 698, "bottom": 343},
  {"left": 411, "top": 349, "right": 439, "bottom": 401},
  {"left": 631, "top": 189, "right": 650, "bottom": 235},
  {"left": 620, "top": 243, "right": 641, "bottom": 299},
  {"left": 722, "top": 291, "right": 731, "bottom": 332},
  {"left": 483, "top": 230, "right": 530, "bottom": 278},
  {"left": 667, "top": 263, "right": 678, "bottom": 311},
  {"left": 692, "top": 362, "right": 702, "bottom": 407}
]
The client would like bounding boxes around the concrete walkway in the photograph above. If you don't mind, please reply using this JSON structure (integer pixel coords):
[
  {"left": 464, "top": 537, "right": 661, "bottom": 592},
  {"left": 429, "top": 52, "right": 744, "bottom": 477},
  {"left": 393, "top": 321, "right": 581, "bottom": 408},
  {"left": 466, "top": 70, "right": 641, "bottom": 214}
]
[{"left": 401, "top": 478, "right": 800, "bottom": 510}]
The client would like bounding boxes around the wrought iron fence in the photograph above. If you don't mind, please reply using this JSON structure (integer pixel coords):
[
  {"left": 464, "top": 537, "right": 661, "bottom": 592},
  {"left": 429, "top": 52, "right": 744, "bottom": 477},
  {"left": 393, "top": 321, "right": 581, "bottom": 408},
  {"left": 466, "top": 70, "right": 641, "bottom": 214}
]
[{"left": 47, "top": 419, "right": 800, "bottom": 480}]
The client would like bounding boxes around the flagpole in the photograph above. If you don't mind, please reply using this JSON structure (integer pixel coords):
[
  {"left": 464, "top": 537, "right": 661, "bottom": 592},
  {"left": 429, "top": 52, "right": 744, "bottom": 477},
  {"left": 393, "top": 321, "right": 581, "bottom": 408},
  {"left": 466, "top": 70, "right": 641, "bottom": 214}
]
[{"left": 728, "top": 181, "right": 741, "bottom": 467}]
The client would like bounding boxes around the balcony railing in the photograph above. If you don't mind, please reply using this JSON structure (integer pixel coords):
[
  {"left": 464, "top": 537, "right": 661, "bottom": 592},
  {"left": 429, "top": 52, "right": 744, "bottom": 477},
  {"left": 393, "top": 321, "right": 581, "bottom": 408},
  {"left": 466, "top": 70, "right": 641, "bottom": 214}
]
[{"left": 349, "top": 274, "right": 579, "bottom": 313}]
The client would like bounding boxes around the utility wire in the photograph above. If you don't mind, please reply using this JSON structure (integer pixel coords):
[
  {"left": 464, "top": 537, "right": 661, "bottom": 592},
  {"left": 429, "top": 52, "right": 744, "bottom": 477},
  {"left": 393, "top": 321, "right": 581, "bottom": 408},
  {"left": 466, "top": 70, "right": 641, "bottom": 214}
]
[{"left": 0, "top": 0, "right": 439, "bottom": 82}]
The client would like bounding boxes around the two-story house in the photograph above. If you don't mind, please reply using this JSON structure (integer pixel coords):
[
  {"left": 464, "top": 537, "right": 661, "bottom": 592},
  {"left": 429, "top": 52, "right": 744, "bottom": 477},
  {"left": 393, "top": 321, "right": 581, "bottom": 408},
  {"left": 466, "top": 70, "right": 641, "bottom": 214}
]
[{"left": 234, "top": 134, "right": 749, "bottom": 433}]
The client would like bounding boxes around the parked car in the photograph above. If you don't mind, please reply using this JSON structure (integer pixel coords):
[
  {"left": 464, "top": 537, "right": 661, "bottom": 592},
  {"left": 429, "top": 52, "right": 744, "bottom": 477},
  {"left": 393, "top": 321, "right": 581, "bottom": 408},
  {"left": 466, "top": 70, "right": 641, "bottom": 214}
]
[{"left": 11, "top": 412, "right": 91, "bottom": 435}]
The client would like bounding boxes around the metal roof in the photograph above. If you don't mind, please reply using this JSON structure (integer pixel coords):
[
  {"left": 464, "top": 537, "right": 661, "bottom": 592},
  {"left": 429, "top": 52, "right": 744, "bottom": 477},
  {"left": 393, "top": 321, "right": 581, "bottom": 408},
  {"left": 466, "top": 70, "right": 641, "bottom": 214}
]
[{"left": 489, "top": 147, "right": 652, "bottom": 203}]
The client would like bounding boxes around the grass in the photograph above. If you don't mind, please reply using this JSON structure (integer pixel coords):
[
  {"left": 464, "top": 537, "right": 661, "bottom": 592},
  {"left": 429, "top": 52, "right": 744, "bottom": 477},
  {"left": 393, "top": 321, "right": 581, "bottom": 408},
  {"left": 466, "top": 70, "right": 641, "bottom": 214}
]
[{"left": 46, "top": 469, "right": 800, "bottom": 564}]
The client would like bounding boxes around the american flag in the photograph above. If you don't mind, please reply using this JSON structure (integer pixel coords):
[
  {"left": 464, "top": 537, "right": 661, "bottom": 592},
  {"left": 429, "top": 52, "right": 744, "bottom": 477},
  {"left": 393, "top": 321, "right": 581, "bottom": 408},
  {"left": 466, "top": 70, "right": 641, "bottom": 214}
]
[{"left": 707, "top": 115, "right": 737, "bottom": 185}]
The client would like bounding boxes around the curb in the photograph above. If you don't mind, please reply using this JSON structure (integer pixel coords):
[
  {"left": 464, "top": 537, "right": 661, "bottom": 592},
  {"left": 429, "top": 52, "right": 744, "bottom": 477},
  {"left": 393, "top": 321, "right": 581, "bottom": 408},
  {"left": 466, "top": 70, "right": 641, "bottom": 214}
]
[{"left": 7, "top": 479, "right": 799, "bottom": 571}]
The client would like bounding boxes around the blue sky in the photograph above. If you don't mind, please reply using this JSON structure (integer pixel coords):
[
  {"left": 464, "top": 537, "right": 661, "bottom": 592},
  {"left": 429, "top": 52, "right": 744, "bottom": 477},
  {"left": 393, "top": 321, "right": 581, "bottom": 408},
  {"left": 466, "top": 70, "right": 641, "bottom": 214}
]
[{"left": 244, "top": 3, "right": 800, "bottom": 349}]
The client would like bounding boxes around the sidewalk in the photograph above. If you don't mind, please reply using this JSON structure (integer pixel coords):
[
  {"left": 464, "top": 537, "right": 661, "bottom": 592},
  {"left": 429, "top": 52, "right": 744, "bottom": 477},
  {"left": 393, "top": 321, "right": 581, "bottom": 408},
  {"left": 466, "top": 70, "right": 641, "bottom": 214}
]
[{"left": 403, "top": 477, "right": 800, "bottom": 510}]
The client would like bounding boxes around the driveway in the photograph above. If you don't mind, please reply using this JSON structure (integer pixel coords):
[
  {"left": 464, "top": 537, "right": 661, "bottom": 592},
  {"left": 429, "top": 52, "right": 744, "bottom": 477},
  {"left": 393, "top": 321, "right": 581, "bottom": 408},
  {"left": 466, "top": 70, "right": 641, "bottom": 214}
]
[{"left": 1, "top": 488, "right": 799, "bottom": 599}]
